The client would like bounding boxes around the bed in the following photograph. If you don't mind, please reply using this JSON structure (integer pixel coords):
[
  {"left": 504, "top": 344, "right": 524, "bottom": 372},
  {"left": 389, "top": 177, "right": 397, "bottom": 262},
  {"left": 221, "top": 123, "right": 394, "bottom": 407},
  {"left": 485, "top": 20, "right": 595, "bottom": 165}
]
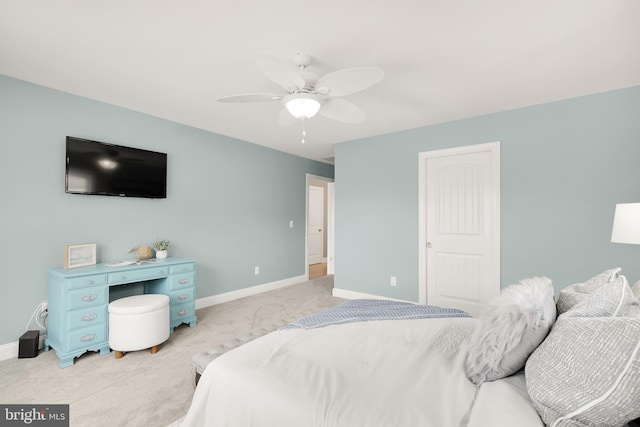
[{"left": 181, "top": 269, "right": 640, "bottom": 427}]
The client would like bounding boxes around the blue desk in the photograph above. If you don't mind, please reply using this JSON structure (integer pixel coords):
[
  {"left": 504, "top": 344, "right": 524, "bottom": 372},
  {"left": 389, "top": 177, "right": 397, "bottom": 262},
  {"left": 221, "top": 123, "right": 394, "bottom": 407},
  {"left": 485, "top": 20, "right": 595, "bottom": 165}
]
[{"left": 44, "top": 257, "right": 197, "bottom": 368}]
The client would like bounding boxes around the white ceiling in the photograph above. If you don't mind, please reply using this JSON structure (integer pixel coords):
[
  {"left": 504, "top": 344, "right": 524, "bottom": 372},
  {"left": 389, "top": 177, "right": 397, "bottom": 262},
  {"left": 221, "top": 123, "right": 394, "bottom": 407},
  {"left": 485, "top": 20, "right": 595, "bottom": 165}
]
[{"left": 1, "top": 1, "right": 639, "bottom": 163}]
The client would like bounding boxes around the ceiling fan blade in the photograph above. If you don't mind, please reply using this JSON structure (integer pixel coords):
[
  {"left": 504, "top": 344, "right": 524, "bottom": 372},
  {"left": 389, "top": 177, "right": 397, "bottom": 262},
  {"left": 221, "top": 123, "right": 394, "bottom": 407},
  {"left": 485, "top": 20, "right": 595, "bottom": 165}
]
[
  {"left": 217, "top": 93, "right": 283, "bottom": 103},
  {"left": 254, "top": 54, "right": 306, "bottom": 92},
  {"left": 319, "top": 98, "right": 366, "bottom": 123},
  {"left": 315, "top": 67, "right": 384, "bottom": 97},
  {"left": 277, "top": 109, "right": 298, "bottom": 127}
]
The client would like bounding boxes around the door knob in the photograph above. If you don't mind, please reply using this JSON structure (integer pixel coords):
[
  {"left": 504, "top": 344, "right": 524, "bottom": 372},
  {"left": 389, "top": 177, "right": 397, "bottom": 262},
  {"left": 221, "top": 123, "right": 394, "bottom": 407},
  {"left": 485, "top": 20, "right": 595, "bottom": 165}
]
[{"left": 427, "top": 242, "right": 432, "bottom": 248}]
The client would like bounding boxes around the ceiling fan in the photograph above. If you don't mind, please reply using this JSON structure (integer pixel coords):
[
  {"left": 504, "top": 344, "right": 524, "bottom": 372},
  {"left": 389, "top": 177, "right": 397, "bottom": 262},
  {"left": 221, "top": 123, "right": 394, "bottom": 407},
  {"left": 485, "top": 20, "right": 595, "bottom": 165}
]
[{"left": 217, "top": 53, "right": 384, "bottom": 126}]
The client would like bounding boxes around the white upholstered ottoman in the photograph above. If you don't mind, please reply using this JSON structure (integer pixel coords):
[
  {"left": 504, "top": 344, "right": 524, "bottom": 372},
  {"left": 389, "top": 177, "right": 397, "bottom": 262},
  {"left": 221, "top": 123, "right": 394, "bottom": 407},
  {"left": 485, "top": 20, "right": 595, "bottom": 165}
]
[{"left": 108, "top": 294, "right": 170, "bottom": 359}]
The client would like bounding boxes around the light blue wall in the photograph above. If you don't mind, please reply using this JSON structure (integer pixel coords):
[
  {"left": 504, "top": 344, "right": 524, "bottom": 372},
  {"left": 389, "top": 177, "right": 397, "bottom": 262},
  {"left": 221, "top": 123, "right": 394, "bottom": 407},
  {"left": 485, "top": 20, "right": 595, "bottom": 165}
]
[
  {"left": 335, "top": 86, "right": 640, "bottom": 301},
  {"left": 0, "top": 75, "right": 333, "bottom": 345}
]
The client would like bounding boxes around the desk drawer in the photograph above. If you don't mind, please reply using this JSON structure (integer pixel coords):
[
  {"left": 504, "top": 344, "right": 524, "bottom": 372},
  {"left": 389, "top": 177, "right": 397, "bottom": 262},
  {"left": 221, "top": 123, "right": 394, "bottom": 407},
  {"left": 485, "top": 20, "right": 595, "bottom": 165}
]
[
  {"left": 68, "top": 274, "right": 108, "bottom": 289},
  {"left": 68, "top": 325, "right": 107, "bottom": 352},
  {"left": 170, "top": 263, "right": 194, "bottom": 274},
  {"left": 171, "top": 302, "right": 195, "bottom": 322},
  {"left": 108, "top": 266, "right": 169, "bottom": 284},
  {"left": 170, "top": 288, "right": 194, "bottom": 305},
  {"left": 67, "top": 287, "right": 108, "bottom": 310},
  {"left": 67, "top": 305, "right": 107, "bottom": 331},
  {"left": 170, "top": 272, "right": 195, "bottom": 290}
]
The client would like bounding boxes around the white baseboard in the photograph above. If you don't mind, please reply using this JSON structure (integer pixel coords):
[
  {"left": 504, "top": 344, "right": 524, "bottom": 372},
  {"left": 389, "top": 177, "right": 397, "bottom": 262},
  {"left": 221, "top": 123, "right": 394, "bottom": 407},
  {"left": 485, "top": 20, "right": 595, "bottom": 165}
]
[
  {"left": 0, "top": 276, "right": 308, "bottom": 362},
  {"left": 0, "top": 341, "right": 17, "bottom": 361},
  {"left": 0, "top": 334, "right": 47, "bottom": 362},
  {"left": 332, "top": 287, "right": 411, "bottom": 303},
  {"left": 194, "top": 274, "right": 307, "bottom": 310}
]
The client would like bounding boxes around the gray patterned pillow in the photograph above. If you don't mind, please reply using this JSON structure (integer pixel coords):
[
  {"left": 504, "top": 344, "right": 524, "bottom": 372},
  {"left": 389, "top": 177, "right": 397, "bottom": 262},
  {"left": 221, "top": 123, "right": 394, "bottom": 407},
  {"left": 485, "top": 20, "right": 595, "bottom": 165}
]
[
  {"left": 556, "top": 268, "right": 622, "bottom": 315},
  {"left": 525, "top": 317, "right": 640, "bottom": 426},
  {"left": 525, "top": 269, "right": 640, "bottom": 426},
  {"left": 557, "top": 269, "right": 640, "bottom": 318}
]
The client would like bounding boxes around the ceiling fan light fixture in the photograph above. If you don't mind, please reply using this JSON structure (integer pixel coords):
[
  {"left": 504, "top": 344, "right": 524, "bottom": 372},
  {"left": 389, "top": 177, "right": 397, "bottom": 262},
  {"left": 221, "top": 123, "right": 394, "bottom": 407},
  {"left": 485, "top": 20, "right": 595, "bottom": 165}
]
[{"left": 285, "top": 94, "right": 321, "bottom": 119}]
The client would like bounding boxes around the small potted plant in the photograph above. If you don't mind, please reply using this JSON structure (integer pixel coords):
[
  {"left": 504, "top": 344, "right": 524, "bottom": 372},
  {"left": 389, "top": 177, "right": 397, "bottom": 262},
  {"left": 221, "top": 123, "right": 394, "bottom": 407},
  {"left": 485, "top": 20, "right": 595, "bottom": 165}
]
[{"left": 152, "top": 239, "right": 171, "bottom": 259}]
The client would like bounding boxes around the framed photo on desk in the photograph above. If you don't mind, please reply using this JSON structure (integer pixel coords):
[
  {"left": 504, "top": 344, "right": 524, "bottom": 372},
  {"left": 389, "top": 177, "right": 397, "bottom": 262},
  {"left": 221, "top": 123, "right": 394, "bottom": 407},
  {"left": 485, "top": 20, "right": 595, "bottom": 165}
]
[{"left": 64, "top": 242, "right": 97, "bottom": 269}]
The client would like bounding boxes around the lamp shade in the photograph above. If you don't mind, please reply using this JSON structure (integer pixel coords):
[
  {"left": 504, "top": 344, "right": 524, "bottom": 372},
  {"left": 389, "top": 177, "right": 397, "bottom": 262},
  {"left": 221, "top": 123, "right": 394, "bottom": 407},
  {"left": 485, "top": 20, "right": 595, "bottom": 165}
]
[
  {"left": 285, "top": 94, "right": 321, "bottom": 119},
  {"left": 611, "top": 203, "right": 640, "bottom": 244}
]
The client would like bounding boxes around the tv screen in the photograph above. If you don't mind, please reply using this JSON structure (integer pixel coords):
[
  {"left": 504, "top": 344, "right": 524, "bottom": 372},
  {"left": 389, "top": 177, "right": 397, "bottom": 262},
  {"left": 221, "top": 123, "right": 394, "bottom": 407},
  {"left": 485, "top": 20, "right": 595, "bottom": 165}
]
[{"left": 65, "top": 136, "right": 167, "bottom": 199}]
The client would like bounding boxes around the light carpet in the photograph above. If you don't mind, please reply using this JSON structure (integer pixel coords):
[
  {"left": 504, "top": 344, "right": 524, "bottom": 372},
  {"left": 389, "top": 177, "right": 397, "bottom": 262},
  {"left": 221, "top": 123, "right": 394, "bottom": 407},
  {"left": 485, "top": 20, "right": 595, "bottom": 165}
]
[{"left": 0, "top": 275, "right": 343, "bottom": 427}]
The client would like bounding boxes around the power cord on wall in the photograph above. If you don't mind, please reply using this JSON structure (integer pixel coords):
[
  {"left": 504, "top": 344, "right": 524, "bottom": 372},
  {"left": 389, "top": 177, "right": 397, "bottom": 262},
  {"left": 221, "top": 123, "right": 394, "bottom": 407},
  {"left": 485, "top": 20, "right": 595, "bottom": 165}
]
[{"left": 25, "top": 300, "right": 48, "bottom": 332}]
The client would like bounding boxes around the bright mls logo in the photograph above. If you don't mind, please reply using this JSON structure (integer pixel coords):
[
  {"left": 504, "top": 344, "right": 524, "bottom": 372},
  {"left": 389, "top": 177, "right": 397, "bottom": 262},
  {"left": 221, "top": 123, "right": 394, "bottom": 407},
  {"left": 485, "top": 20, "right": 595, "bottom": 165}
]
[{"left": 1, "top": 405, "right": 69, "bottom": 426}]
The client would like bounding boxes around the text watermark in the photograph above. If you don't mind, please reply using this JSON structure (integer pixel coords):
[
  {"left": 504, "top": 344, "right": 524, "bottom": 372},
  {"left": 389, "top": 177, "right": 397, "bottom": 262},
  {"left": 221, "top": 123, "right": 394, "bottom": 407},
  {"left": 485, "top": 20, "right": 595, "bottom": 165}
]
[{"left": 1, "top": 405, "right": 69, "bottom": 426}]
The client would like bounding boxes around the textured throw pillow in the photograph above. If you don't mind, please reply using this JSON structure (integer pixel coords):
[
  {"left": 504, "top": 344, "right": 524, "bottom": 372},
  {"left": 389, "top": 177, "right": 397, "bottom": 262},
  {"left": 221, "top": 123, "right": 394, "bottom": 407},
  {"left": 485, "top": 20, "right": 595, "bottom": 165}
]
[
  {"left": 557, "top": 269, "right": 640, "bottom": 319},
  {"left": 556, "top": 268, "right": 622, "bottom": 315},
  {"left": 525, "top": 317, "right": 640, "bottom": 426},
  {"left": 465, "top": 276, "right": 556, "bottom": 385},
  {"left": 525, "top": 269, "right": 640, "bottom": 426}
]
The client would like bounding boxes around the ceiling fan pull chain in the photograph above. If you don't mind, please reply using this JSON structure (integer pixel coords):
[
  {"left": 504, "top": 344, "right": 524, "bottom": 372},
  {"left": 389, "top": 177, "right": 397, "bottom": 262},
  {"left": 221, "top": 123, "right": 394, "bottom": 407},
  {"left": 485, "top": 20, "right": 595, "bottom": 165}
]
[{"left": 301, "top": 119, "right": 307, "bottom": 144}]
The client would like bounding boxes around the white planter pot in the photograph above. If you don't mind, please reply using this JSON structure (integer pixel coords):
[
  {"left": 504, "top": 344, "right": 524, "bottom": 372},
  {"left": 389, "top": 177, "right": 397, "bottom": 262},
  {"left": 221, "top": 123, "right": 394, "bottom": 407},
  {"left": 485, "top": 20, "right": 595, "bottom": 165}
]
[{"left": 156, "top": 250, "right": 168, "bottom": 259}]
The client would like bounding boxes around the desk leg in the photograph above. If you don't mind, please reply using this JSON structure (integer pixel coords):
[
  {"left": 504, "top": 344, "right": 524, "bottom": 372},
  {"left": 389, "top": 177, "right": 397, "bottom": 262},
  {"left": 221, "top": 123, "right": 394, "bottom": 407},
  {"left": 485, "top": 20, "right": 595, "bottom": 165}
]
[
  {"left": 59, "top": 355, "right": 75, "bottom": 369},
  {"left": 99, "top": 344, "right": 111, "bottom": 356}
]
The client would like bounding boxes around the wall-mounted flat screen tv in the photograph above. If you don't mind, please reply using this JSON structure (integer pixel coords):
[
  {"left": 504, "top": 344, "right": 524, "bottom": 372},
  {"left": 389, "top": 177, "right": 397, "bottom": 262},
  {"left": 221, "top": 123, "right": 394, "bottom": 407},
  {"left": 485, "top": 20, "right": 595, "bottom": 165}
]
[{"left": 66, "top": 136, "right": 167, "bottom": 199}]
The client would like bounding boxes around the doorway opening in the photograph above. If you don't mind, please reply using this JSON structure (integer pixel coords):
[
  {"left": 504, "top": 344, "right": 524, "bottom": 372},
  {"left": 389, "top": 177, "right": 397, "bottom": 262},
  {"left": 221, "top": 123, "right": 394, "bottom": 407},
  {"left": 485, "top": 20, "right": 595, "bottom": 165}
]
[
  {"left": 309, "top": 262, "right": 327, "bottom": 280},
  {"left": 306, "top": 174, "right": 334, "bottom": 280}
]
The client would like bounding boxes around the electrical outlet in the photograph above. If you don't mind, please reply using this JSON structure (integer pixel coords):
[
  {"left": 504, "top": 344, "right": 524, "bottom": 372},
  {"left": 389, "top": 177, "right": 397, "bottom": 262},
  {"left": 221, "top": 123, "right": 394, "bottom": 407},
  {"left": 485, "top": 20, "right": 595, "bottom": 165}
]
[
  {"left": 254, "top": 266, "right": 260, "bottom": 275},
  {"left": 390, "top": 276, "right": 397, "bottom": 287},
  {"left": 39, "top": 301, "right": 48, "bottom": 318}
]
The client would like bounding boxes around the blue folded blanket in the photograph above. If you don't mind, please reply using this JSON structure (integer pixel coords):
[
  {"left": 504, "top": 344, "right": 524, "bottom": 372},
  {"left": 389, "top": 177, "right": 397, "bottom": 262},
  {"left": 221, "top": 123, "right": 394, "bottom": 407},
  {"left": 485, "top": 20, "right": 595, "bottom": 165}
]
[{"left": 283, "top": 299, "right": 469, "bottom": 330}]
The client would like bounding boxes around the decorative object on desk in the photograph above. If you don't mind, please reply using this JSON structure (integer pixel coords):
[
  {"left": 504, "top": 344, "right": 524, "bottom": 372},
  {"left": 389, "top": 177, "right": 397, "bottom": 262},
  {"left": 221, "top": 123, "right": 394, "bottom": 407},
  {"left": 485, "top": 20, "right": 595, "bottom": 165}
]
[
  {"left": 107, "top": 259, "right": 157, "bottom": 267},
  {"left": 64, "top": 242, "right": 97, "bottom": 269},
  {"left": 129, "top": 245, "right": 153, "bottom": 260},
  {"left": 152, "top": 239, "right": 171, "bottom": 259}
]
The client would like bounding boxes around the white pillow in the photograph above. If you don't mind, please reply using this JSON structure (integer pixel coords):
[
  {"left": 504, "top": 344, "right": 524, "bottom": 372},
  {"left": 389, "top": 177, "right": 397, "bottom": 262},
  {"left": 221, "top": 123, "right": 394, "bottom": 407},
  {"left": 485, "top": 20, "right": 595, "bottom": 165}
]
[{"left": 465, "top": 276, "right": 556, "bottom": 385}]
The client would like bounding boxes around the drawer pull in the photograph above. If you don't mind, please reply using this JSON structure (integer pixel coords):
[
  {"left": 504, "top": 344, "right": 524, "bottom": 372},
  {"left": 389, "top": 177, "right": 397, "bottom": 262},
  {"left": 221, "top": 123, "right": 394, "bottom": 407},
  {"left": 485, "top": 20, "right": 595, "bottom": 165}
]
[
  {"left": 81, "top": 314, "right": 97, "bottom": 322},
  {"left": 80, "top": 294, "right": 97, "bottom": 302},
  {"left": 178, "top": 278, "right": 189, "bottom": 285},
  {"left": 178, "top": 293, "right": 188, "bottom": 300},
  {"left": 119, "top": 275, "right": 127, "bottom": 281},
  {"left": 158, "top": 269, "right": 168, "bottom": 275},
  {"left": 178, "top": 310, "right": 188, "bottom": 316},
  {"left": 86, "top": 280, "right": 94, "bottom": 285},
  {"left": 80, "top": 333, "right": 97, "bottom": 342}
]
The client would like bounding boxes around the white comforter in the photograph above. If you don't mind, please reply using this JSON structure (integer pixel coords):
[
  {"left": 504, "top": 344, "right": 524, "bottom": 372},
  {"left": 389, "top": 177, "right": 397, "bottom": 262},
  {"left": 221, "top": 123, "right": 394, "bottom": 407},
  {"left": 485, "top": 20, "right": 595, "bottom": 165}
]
[{"left": 181, "top": 318, "right": 543, "bottom": 427}]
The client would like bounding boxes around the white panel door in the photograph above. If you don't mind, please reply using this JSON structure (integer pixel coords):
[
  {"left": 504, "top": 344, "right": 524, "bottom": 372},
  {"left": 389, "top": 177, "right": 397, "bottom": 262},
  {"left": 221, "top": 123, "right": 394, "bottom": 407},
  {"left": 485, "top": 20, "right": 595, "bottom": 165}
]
[
  {"left": 421, "top": 143, "right": 500, "bottom": 316},
  {"left": 308, "top": 185, "right": 324, "bottom": 265}
]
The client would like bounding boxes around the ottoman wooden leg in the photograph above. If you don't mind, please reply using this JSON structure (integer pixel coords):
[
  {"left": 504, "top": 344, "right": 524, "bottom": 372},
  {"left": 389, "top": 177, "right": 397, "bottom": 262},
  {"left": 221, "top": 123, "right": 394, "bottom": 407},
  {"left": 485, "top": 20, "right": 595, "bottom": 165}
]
[
  {"left": 150, "top": 345, "right": 159, "bottom": 354},
  {"left": 115, "top": 350, "right": 124, "bottom": 359}
]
